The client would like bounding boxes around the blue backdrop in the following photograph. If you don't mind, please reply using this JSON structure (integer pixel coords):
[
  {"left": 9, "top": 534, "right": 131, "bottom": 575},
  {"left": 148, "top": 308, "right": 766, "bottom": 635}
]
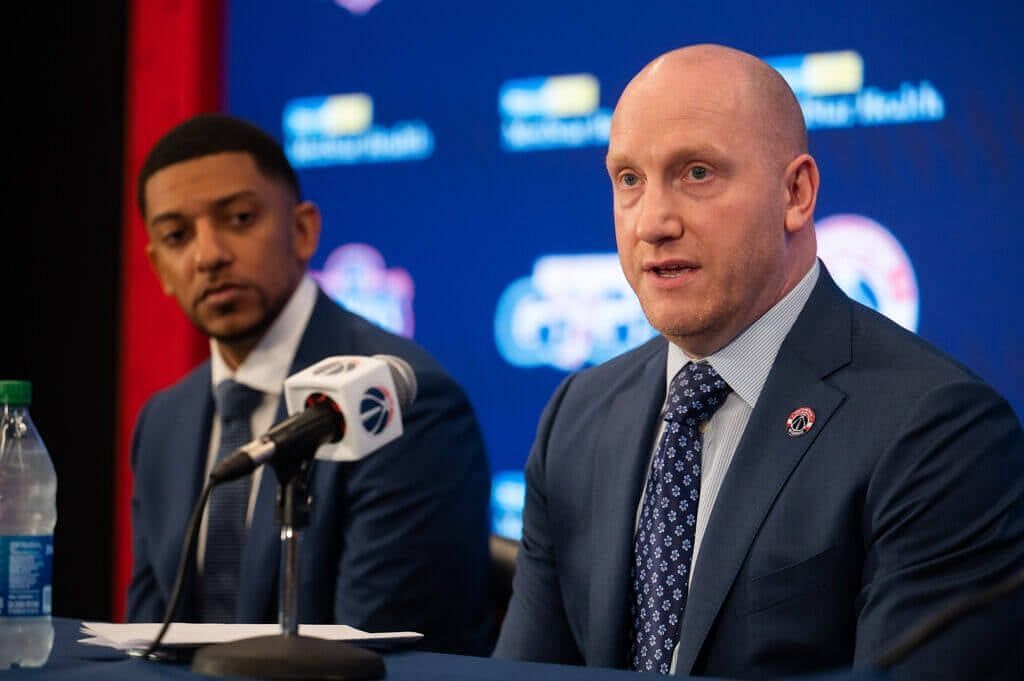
[{"left": 226, "top": 0, "right": 1024, "bottom": 537}]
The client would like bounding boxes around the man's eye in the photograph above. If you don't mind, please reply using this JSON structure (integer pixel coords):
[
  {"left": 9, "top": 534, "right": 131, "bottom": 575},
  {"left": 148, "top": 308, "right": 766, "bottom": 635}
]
[
  {"left": 230, "top": 211, "right": 254, "bottom": 225},
  {"left": 620, "top": 172, "right": 641, "bottom": 187},
  {"left": 688, "top": 166, "right": 710, "bottom": 180},
  {"left": 162, "top": 230, "right": 186, "bottom": 246}
]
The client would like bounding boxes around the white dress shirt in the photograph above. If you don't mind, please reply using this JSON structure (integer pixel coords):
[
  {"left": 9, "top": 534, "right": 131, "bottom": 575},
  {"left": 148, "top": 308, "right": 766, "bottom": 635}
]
[{"left": 197, "top": 275, "right": 318, "bottom": 571}]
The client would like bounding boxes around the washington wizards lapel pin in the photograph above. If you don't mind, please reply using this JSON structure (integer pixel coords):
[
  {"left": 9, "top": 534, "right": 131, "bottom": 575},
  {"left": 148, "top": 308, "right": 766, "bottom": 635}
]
[{"left": 786, "top": 407, "right": 815, "bottom": 437}]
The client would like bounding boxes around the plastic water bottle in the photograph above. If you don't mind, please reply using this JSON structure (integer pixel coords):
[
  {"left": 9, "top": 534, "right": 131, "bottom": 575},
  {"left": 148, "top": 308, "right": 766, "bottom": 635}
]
[{"left": 0, "top": 381, "right": 56, "bottom": 668}]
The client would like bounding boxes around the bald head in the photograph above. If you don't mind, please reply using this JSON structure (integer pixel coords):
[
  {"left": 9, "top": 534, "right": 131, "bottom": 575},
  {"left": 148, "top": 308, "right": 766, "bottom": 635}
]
[
  {"left": 616, "top": 44, "right": 808, "bottom": 167},
  {"left": 607, "top": 43, "right": 820, "bottom": 357}
]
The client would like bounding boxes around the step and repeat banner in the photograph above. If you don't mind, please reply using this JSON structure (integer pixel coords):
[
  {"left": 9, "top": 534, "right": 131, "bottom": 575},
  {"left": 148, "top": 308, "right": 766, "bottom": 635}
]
[{"left": 226, "top": 0, "right": 1023, "bottom": 539}]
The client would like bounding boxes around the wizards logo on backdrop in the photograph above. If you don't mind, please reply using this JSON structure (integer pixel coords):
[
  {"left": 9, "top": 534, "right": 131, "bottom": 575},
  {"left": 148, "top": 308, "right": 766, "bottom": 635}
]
[
  {"left": 499, "top": 74, "right": 613, "bottom": 152},
  {"left": 494, "top": 254, "right": 656, "bottom": 371},
  {"left": 312, "top": 243, "right": 416, "bottom": 337},
  {"left": 283, "top": 93, "right": 434, "bottom": 167},
  {"left": 764, "top": 50, "right": 945, "bottom": 129}
]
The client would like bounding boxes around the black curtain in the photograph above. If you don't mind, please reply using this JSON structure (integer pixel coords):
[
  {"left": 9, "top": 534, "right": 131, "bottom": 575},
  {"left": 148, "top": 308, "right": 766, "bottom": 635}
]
[{"left": 2, "top": 1, "right": 127, "bottom": 620}]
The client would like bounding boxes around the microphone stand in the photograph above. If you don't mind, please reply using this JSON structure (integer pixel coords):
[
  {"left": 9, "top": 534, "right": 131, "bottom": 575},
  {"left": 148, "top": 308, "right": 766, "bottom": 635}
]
[{"left": 191, "top": 450, "right": 385, "bottom": 681}]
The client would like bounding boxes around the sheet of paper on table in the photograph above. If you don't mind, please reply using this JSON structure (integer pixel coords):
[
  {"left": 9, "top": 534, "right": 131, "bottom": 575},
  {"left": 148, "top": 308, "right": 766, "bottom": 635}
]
[{"left": 79, "top": 621, "right": 423, "bottom": 651}]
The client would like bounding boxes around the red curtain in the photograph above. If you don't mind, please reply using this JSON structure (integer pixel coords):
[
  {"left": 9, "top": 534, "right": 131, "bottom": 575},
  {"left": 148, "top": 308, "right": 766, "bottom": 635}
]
[{"left": 114, "top": 0, "right": 224, "bottom": 620}]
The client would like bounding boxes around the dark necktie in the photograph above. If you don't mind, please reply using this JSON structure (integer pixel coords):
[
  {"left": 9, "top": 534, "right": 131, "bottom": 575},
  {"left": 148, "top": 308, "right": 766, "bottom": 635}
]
[
  {"left": 630, "top": 362, "right": 731, "bottom": 673},
  {"left": 199, "top": 379, "right": 263, "bottom": 622}
]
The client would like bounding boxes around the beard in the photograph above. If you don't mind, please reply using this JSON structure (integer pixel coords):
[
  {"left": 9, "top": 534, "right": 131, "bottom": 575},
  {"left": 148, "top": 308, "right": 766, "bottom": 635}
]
[{"left": 191, "top": 286, "right": 291, "bottom": 348}]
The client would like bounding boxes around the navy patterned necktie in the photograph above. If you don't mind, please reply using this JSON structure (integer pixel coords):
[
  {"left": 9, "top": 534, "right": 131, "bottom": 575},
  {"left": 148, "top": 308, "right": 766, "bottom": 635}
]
[
  {"left": 630, "top": 362, "right": 731, "bottom": 673},
  {"left": 199, "top": 379, "right": 263, "bottom": 622}
]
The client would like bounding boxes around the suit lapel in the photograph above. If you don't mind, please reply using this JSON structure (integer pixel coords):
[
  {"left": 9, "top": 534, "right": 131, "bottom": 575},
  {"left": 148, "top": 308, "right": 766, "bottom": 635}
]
[
  {"left": 675, "top": 270, "right": 853, "bottom": 674},
  {"left": 587, "top": 341, "right": 667, "bottom": 667}
]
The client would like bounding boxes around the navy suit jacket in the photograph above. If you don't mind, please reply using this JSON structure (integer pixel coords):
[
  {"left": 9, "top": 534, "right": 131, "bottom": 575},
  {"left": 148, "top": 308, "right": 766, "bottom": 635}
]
[
  {"left": 495, "top": 270, "right": 1024, "bottom": 679},
  {"left": 127, "top": 291, "right": 493, "bottom": 655}
]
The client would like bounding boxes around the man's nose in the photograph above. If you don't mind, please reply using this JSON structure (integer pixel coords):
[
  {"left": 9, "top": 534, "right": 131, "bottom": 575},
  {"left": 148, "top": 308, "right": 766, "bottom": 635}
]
[
  {"left": 194, "top": 219, "right": 232, "bottom": 271},
  {"left": 634, "top": 181, "right": 684, "bottom": 244}
]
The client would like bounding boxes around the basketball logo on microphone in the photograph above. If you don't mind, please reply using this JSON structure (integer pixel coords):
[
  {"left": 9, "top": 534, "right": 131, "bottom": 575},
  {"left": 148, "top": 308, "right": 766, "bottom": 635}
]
[{"left": 360, "top": 387, "right": 394, "bottom": 435}]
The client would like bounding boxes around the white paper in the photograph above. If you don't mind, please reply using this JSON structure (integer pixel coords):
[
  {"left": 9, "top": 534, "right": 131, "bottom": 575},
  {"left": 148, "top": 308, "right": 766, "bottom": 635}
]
[{"left": 79, "top": 621, "right": 422, "bottom": 651}]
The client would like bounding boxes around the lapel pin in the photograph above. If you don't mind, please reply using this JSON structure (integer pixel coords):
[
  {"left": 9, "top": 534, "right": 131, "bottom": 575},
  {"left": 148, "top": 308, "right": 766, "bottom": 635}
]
[{"left": 786, "top": 407, "right": 815, "bottom": 437}]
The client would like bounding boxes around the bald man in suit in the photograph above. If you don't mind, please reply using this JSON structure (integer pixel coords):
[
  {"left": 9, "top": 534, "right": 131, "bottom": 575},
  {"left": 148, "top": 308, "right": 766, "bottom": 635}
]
[{"left": 494, "top": 45, "right": 1024, "bottom": 680}]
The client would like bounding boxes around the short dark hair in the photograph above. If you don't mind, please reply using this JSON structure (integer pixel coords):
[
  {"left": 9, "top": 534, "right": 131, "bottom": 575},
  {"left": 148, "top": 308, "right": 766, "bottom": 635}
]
[{"left": 137, "top": 113, "right": 301, "bottom": 218}]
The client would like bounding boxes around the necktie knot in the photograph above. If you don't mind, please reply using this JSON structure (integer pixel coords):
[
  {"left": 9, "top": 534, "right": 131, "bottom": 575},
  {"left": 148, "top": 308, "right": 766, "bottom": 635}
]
[
  {"left": 663, "top": 362, "right": 730, "bottom": 425},
  {"left": 215, "top": 380, "right": 263, "bottom": 424}
]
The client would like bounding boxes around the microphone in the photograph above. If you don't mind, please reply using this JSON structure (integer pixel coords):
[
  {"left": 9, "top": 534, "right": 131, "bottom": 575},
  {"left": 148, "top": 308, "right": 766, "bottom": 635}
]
[{"left": 210, "top": 354, "right": 417, "bottom": 483}]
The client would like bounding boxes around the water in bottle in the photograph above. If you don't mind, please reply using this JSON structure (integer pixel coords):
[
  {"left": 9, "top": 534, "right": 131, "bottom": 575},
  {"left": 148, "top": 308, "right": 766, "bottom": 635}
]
[{"left": 0, "top": 381, "right": 56, "bottom": 668}]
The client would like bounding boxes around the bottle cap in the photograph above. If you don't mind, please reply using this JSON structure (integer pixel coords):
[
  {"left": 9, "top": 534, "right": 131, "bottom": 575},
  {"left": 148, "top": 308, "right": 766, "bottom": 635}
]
[{"left": 0, "top": 381, "right": 31, "bottom": 405}]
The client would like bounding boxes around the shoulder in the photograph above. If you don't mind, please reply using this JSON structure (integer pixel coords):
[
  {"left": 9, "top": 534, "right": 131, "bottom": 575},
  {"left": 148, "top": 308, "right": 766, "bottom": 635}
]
[
  {"left": 529, "top": 336, "right": 666, "bottom": 439},
  {"left": 854, "top": 301, "right": 1021, "bottom": 445},
  {"left": 556, "top": 335, "right": 666, "bottom": 399},
  {"left": 308, "top": 295, "right": 470, "bottom": 407},
  {"left": 585, "top": 334, "right": 666, "bottom": 375},
  {"left": 845, "top": 300, "right": 990, "bottom": 397},
  {"left": 309, "top": 295, "right": 447, "bottom": 371},
  {"left": 131, "top": 361, "right": 211, "bottom": 467},
  {"left": 133, "top": 361, "right": 211, "bottom": 450},
  {"left": 814, "top": 298, "right": 1022, "bottom": 477},
  {"left": 139, "top": 361, "right": 212, "bottom": 417},
  {"left": 795, "top": 268, "right": 996, "bottom": 403}
]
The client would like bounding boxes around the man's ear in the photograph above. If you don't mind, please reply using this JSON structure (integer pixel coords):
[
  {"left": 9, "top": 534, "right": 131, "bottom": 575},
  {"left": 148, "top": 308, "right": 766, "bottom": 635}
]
[
  {"left": 292, "top": 201, "right": 322, "bottom": 262},
  {"left": 784, "top": 153, "right": 819, "bottom": 234},
  {"left": 145, "top": 241, "right": 175, "bottom": 296}
]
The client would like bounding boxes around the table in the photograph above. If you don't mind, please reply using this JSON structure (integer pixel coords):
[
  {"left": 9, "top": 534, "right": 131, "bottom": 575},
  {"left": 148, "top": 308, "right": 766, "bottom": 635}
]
[{"left": 2, "top": 618, "right": 888, "bottom": 681}]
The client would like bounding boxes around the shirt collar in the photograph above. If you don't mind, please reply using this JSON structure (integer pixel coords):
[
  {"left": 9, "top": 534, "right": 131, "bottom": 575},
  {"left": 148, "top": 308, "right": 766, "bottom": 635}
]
[
  {"left": 210, "top": 275, "right": 319, "bottom": 395},
  {"left": 666, "top": 260, "right": 819, "bottom": 409}
]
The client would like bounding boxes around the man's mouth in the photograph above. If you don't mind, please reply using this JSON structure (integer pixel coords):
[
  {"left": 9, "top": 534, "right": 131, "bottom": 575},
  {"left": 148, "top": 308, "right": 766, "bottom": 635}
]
[
  {"left": 651, "top": 264, "right": 698, "bottom": 278},
  {"left": 200, "top": 283, "right": 244, "bottom": 304}
]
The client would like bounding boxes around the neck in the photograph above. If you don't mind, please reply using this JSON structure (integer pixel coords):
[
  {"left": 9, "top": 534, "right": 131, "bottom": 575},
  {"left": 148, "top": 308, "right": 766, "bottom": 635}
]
[
  {"left": 666, "top": 335, "right": 718, "bottom": 361},
  {"left": 213, "top": 276, "right": 306, "bottom": 372},
  {"left": 214, "top": 336, "right": 262, "bottom": 371}
]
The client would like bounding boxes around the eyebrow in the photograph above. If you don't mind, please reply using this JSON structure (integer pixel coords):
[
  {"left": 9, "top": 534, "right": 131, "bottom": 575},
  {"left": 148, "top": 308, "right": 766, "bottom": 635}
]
[
  {"left": 148, "top": 190, "right": 259, "bottom": 229},
  {"left": 605, "top": 152, "right": 633, "bottom": 170}
]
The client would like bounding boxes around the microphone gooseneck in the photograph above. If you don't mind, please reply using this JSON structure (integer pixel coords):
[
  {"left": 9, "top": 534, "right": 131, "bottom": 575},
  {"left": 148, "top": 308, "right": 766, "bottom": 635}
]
[{"left": 209, "top": 399, "right": 342, "bottom": 483}]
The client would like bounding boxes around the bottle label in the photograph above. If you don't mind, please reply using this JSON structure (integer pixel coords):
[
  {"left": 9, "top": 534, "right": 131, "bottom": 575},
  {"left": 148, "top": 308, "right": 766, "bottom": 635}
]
[{"left": 0, "top": 535, "right": 53, "bottom": 616}]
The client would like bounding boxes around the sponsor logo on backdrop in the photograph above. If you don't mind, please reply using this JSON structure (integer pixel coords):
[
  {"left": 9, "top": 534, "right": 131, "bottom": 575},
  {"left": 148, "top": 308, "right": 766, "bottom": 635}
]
[
  {"left": 764, "top": 50, "right": 945, "bottom": 129},
  {"left": 334, "top": 0, "right": 383, "bottom": 15},
  {"left": 283, "top": 93, "right": 434, "bottom": 167},
  {"left": 816, "top": 214, "right": 919, "bottom": 331},
  {"left": 312, "top": 243, "right": 415, "bottom": 337},
  {"left": 495, "top": 253, "right": 656, "bottom": 371},
  {"left": 499, "top": 74, "right": 613, "bottom": 152},
  {"left": 491, "top": 470, "right": 526, "bottom": 540}
]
